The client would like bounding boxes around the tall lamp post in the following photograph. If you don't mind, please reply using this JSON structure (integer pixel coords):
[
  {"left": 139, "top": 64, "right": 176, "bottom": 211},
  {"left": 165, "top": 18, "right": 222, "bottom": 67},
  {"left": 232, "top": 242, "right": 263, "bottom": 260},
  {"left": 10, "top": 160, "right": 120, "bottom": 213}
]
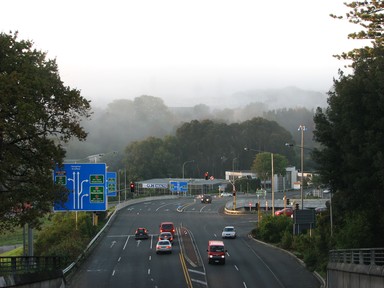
[
  {"left": 286, "top": 124, "right": 307, "bottom": 210},
  {"left": 182, "top": 160, "right": 194, "bottom": 178},
  {"left": 231, "top": 158, "right": 238, "bottom": 210},
  {"left": 298, "top": 125, "right": 306, "bottom": 210},
  {"left": 244, "top": 148, "right": 275, "bottom": 215}
]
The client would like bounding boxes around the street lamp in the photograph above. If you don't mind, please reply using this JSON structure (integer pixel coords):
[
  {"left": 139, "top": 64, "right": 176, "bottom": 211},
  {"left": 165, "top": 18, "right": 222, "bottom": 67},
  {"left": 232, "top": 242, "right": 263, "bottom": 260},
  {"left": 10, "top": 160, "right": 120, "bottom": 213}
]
[
  {"left": 285, "top": 124, "right": 306, "bottom": 210},
  {"left": 298, "top": 125, "right": 306, "bottom": 210},
  {"left": 244, "top": 148, "right": 275, "bottom": 215},
  {"left": 231, "top": 157, "right": 238, "bottom": 210},
  {"left": 232, "top": 157, "right": 238, "bottom": 184},
  {"left": 182, "top": 160, "right": 194, "bottom": 178}
]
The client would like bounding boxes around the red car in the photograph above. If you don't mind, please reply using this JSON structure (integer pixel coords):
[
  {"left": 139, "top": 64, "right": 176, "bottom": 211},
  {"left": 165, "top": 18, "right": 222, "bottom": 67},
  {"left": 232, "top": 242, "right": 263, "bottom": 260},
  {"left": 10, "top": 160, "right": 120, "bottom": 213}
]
[{"left": 274, "top": 207, "right": 294, "bottom": 217}]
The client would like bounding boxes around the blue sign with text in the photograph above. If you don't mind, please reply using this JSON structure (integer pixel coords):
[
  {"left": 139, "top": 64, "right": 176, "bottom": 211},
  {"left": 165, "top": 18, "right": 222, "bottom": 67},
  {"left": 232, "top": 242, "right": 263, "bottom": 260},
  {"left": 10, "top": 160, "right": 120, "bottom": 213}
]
[
  {"left": 107, "top": 171, "right": 117, "bottom": 197},
  {"left": 169, "top": 181, "right": 188, "bottom": 193},
  {"left": 53, "top": 163, "right": 107, "bottom": 212}
]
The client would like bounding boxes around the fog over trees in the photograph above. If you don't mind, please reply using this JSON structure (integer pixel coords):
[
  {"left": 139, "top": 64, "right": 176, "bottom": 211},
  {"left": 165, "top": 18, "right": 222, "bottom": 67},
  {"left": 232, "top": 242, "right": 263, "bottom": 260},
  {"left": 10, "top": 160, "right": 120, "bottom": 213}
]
[{"left": 65, "top": 89, "right": 323, "bottom": 165}]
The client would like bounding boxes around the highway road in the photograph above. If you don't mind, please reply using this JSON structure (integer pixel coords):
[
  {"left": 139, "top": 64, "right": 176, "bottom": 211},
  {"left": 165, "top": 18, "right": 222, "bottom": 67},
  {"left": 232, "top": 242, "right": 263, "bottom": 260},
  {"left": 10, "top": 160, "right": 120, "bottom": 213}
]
[{"left": 68, "top": 196, "right": 322, "bottom": 288}]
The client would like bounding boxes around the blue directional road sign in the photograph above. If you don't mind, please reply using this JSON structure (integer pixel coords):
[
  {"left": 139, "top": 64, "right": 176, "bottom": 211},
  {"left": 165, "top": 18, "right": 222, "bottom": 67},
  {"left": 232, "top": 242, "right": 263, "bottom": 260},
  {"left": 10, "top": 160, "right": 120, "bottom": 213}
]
[
  {"left": 179, "top": 181, "right": 188, "bottom": 193},
  {"left": 53, "top": 163, "right": 107, "bottom": 212},
  {"left": 107, "top": 171, "right": 117, "bottom": 197},
  {"left": 169, "top": 181, "right": 188, "bottom": 193}
]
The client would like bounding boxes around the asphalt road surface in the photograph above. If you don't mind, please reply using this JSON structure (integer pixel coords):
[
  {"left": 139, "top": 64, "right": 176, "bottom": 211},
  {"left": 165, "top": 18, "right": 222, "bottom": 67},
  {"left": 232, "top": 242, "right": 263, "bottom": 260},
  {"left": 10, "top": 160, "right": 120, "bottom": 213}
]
[{"left": 67, "top": 196, "right": 322, "bottom": 288}]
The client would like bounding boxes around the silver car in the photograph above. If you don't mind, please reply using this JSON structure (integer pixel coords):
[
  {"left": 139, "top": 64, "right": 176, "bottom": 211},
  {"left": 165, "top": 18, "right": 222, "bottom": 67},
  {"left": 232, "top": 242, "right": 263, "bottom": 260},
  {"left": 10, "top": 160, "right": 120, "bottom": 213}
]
[
  {"left": 156, "top": 240, "right": 172, "bottom": 254},
  {"left": 221, "top": 226, "right": 236, "bottom": 239}
]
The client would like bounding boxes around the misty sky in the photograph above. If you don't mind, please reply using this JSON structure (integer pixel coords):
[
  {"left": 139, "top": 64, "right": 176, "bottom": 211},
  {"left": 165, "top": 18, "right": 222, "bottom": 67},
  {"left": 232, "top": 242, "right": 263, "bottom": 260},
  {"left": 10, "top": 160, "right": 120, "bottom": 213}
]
[{"left": 2, "top": 0, "right": 363, "bottom": 108}]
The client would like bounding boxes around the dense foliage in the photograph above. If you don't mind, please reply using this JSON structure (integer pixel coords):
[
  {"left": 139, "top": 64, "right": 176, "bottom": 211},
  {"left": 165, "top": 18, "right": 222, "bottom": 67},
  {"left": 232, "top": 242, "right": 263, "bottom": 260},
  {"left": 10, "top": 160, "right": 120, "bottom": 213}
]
[
  {"left": 0, "top": 32, "right": 91, "bottom": 232},
  {"left": 35, "top": 212, "right": 101, "bottom": 263},
  {"left": 65, "top": 96, "right": 317, "bottom": 170},
  {"left": 313, "top": 1, "right": 384, "bottom": 248},
  {"left": 121, "top": 118, "right": 296, "bottom": 182}
]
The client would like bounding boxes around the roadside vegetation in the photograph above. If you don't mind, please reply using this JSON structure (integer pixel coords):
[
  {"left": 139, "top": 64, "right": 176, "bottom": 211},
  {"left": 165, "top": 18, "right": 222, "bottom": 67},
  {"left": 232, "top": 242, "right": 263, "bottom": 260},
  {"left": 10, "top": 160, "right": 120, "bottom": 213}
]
[
  {"left": 252, "top": 212, "right": 332, "bottom": 277},
  {"left": 1, "top": 1, "right": 384, "bottom": 281}
]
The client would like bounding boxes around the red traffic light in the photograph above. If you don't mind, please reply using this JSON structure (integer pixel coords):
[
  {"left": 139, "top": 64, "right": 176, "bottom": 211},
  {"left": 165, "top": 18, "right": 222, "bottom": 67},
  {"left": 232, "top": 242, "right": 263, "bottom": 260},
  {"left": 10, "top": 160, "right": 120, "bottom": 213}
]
[
  {"left": 204, "top": 172, "right": 209, "bottom": 180},
  {"left": 130, "top": 182, "right": 135, "bottom": 192}
]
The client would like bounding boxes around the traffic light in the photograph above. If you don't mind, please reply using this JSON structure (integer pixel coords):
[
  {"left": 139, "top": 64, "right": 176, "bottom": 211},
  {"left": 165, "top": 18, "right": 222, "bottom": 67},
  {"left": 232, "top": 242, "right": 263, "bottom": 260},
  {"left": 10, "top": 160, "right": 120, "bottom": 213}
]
[
  {"left": 204, "top": 172, "right": 209, "bottom": 180},
  {"left": 130, "top": 182, "right": 135, "bottom": 193},
  {"left": 286, "top": 198, "right": 290, "bottom": 206}
]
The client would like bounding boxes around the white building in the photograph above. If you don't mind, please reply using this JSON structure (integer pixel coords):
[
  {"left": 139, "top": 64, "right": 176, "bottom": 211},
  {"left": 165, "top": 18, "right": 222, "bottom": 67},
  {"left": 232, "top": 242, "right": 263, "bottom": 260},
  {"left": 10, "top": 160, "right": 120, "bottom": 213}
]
[{"left": 225, "top": 166, "right": 298, "bottom": 191}]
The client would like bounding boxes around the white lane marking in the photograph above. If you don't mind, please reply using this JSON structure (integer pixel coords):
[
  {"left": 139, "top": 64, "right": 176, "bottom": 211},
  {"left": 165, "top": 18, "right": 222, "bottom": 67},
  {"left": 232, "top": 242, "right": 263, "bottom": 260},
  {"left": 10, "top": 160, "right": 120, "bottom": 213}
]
[
  {"left": 244, "top": 239, "right": 285, "bottom": 287},
  {"left": 234, "top": 265, "right": 239, "bottom": 271},
  {"left": 110, "top": 240, "right": 116, "bottom": 248},
  {"left": 149, "top": 256, "right": 151, "bottom": 261},
  {"left": 243, "top": 282, "right": 247, "bottom": 288},
  {"left": 123, "top": 235, "right": 130, "bottom": 250},
  {"left": 188, "top": 269, "right": 205, "bottom": 275},
  {"left": 118, "top": 257, "right": 121, "bottom": 262},
  {"left": 191, "top": 279, "right": 208, "bottom": 285},
  {"left": 112, "top": 270, "right": 116, "bottom": 276},
  {"left": 148, "top": 269, "right": 151, "bottom": 275}
]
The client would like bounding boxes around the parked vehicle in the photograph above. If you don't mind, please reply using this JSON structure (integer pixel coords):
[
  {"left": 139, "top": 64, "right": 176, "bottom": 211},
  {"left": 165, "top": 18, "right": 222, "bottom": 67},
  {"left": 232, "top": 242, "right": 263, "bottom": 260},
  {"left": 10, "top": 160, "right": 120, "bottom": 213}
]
[{"left": 207, "top": 240, "right": 226, "bottom": 264}]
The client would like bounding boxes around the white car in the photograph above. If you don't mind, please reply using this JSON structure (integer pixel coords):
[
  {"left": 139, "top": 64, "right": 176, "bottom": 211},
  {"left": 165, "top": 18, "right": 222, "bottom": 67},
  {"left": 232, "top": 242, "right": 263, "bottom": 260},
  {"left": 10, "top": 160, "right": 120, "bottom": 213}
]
[
  {"left": 220, "top": 192, "right": 232, "bottom": 197},
  {"left": 221, "top": 226, "right": 236, "bottom": 239},
  {"left": 156, "top": 240, "right": 172, "bottom": 254}
]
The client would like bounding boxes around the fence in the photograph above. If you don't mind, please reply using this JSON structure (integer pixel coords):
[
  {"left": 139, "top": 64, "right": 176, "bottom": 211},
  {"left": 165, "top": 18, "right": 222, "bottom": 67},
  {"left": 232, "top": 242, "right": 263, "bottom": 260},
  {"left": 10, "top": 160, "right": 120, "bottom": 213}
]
[
  {"left": 329, "top": 248, "right": 384, "bottom": 266},
  {"left": 328, "top": 248, "right": 384, "bottom": 288},
  {"left": 0, "top": 256, "right": 62, "bottom": 275}
]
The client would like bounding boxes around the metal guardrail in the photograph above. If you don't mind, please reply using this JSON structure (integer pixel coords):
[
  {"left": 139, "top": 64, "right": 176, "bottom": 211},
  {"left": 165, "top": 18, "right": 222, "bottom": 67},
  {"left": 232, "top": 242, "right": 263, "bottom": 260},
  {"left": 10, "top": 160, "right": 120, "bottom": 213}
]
[
  {"left": 0, "top": 256, "right": 62, "bottom": 275},
  {"left": 329, "top": 248, "right": 384, "bottom": 266}
]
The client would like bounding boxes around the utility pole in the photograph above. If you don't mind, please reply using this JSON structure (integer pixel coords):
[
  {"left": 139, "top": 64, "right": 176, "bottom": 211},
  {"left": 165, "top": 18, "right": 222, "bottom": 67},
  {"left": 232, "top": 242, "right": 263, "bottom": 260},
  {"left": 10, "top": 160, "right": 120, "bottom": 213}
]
[{"left": 298, "top": 125, "right": 306, "bottom": 209}]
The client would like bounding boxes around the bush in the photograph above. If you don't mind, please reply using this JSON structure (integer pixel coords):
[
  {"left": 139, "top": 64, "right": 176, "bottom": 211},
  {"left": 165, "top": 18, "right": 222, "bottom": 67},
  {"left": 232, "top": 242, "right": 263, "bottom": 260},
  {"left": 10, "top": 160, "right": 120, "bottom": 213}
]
[
  {"left": 35, "top": 212, "right": 98, "bottom": 264},
  {"left": 281, "top": 230, "right": 293, "bottom": 249},
  {"left": 255, "top": 215, "right": 292, "bottom": 244}
]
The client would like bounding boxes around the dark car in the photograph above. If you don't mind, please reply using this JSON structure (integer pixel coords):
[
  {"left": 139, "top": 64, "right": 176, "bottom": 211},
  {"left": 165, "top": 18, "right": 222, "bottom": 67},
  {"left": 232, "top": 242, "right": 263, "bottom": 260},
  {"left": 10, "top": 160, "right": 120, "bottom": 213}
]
[
  {"left": 135, "top": 227, "right": 149, "bottom": 239},
  {"left": 159, "top": 232, "right": 173, "bottom": 242},
  {"left": 201, "top": 195, "right": 212, "bottom": 204}
]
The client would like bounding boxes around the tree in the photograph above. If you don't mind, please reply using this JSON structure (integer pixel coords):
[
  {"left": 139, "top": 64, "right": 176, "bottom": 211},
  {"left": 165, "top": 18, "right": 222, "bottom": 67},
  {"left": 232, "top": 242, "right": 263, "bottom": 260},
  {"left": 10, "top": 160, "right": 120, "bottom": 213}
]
[
  {"left": 250, "top": 152, "right": 288, "bottom": 189},
  {"left": 0, "top": 32, "right": 91, "bottom": 232},
  {"left": 314, "top": 1, "right": 384, "bottom": 247},
  {"left": 331, "top": 1, "right": 384, "bottom": 62}
]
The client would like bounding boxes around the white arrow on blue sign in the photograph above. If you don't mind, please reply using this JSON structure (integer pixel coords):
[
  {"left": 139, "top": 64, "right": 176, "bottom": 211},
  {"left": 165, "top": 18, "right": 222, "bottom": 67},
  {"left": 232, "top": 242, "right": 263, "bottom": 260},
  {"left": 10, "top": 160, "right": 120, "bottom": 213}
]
[{"left": 53, "top": 163, "right": 107, "bottom": 212}]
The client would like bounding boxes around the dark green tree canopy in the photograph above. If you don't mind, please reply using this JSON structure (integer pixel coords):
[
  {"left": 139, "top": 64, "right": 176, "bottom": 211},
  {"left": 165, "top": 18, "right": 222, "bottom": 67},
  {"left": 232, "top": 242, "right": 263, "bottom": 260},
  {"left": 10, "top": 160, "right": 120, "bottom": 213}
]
[
  {"left": 120, "top": 117, "right": 296, "bottom": 183},
  {"left": 313, "top": 44, "right": 384, "bottom": 248},
  {"left": 0, "top": 32, "right": 91, "bottom": 232},
  {"left": 251, "top": 152, "right": 288, "bottom": 181}
]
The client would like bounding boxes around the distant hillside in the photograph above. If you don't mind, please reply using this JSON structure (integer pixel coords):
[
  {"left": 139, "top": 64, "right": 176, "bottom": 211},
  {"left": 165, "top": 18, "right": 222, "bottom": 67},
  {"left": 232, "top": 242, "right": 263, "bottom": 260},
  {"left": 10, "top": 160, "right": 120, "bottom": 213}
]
[{"left": 205, "top": 86, "right": 328, "bottom": 110}]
